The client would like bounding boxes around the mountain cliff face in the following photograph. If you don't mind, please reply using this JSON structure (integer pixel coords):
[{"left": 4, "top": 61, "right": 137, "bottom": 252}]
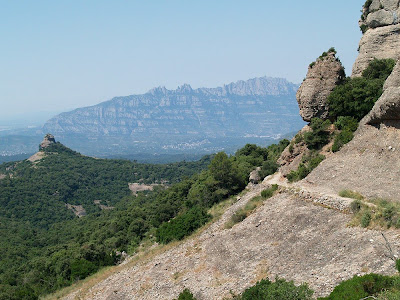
[
  {"left": 353, "top": 0, "right": 400, "bottom": 76},
  {"left": 43, "top": 77, "right": 304, "bottom": 155}
]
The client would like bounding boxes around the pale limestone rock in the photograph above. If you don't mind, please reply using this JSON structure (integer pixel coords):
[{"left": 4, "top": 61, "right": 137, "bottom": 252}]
[
  {"left": 296, "top": 52, "right": 345, "bottom": 122},
  {"left": 352, "top": 24, "right": 400, "bottom": 76},
  {"left": 366, "top": 10, "right": 396, "bottom": 28}
]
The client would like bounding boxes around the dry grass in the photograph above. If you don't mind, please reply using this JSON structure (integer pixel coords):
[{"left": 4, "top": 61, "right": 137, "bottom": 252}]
[
  {"left": 339, "top": 189, "right": 364, "bottom": 201},
  {"left": 349, "top": 197, "right": 400, "bottom": 230},
  {"left": 253, "top": 259, "right": 270, "bottom": 283}
]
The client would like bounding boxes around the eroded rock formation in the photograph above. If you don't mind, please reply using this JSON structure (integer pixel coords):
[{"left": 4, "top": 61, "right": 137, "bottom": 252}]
[
  {"left": 39, "top": 134, "right": 56, "bottom": 150},
  {"left": 296, "top": 51, "right": 345, "bottom": 122},
  {"left": 352, "top": 0, "right": 400, "bottom": 76}
]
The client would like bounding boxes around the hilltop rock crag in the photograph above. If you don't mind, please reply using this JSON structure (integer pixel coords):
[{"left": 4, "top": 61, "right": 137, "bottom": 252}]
[
  {"left": 296, "top": 51, "right": 345, "bottom": 122},
  {"left": 352, "top": 0, "right": 400, "bottom": 76},
  {"left": 39, "top": 134, "right": 56, "bottom": 149}
]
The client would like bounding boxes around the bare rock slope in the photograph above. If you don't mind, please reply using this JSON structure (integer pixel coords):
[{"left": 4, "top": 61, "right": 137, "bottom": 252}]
[
  {"left": 304, "top": 122, "right": 400, "bottom": 202},
  {"left": 61, "top": 183, "right": 399, "bottom": 300}
]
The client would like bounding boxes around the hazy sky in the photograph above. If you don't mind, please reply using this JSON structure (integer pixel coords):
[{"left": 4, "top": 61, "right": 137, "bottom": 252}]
[{"left": 1, "top": 0, "right": 364, "bottom": 122}]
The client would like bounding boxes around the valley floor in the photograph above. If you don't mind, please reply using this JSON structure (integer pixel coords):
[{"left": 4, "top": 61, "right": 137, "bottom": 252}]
[{"left": 59, "top": 176, "right": 400, "bottom": 300}]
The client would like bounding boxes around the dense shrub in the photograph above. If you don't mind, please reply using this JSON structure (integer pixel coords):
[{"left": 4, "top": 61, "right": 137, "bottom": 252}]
[
  {"left": 364, "top": 0, "right": 372, "bottom": 9},
  {"left": 175, "top": 288, "right": 197, "bottom": 300},
  {"left": 304, "top": 118, "right": 331, "bottom": 150},
  {"left": 259, "top": 160, "right": 279, "bottom": 179},
  {"left": 328, "top": 77, "right": 383, "bottom": 121},
  {"left": 328, "top": 59, "right": 395, "bottom": 121},
  {"left": 70, "top": 259, "right": 98, "bottom": 281},
  {"left": 236, "top": 278, "right": 313, "bottom": 300},
  {"left": 156, "top": 206, "right": 210, "bottom": 244},
  {"left": 319, "top": 274, "right": 394, "bottom": 300},
  {"left": 334, "top": 116, "right": 358, "bottom": 132},
  {"left": 361, "top": 211, "right": 371, "bottom": 228},
  {"left": 332, "top": 116, "right": 359, "bottom": 152},
  {"left": 362, "top": 58, "right": 396, "bottom": 80},
  {"left": 332, "top": 130, "right": 354, "bottom": 153}
]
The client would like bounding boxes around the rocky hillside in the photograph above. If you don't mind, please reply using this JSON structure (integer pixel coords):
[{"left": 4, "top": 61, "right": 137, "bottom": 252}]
[
  {"left": 55, "top": 2, "right": 400, "bottom": 299},
  {"left": 43, "top": 77, "right": 304, "bottom": 155}
]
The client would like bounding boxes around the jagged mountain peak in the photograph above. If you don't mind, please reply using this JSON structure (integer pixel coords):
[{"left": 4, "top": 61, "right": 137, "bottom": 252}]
[{"left": 42, "top": 76, "right": 304, "bottom": 156}]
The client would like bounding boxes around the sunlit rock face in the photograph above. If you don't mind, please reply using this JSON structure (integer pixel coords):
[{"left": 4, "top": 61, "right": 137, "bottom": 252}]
[
  {"left": 352, "top": 0, "right": 400, "bottom": 77},
  {"left": 296, "top": 51, "right": 345, "bottom": 122}
]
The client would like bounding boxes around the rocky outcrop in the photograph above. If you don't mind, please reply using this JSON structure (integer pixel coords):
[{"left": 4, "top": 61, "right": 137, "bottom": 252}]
[
  {"left": 296, "top": 51, "right": 345, "bottom": 122},
  {"left": 360, "top": 0, "right": 400, "bottom": 30},
  {"left": 352, "top": 0, "right": 400, "bottom": 76},
  {"left": 363, "top": 59, "right": 400, "bottom": 124},
  {"left": 278, "top": 126, "right": 311, "bottom": 176},
  {"left": 39, "top": 134, "right": 56, "bottom": 149}
]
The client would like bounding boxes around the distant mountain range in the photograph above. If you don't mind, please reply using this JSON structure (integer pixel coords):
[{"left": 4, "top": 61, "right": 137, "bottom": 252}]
[{"left": 41, "top": 76, "right": 304, "bottom": 156}]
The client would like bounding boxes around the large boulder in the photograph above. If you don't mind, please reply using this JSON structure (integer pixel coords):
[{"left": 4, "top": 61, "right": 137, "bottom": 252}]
[
  {"left": 362, "top": 59, "right": 400, "bottom": 124},
  {"left": 353, "top": 0, "right": 400, "bottom": 76},
  {"left": 296, "top": 51, "right": 345, "bottom": 122}
]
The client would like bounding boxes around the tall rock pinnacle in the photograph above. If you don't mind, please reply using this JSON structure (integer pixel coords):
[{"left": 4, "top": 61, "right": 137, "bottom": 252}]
[{"left": 296, "top": 50, "right": 345, "bottom": 122}]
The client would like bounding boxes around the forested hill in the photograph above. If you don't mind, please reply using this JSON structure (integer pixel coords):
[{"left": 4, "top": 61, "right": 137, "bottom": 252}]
[
  {"left": 0, "top": 137, "right": 288, "bottom": 299},
  {"left": 0, "top": 142, "right": 212, "bottom": 227}
]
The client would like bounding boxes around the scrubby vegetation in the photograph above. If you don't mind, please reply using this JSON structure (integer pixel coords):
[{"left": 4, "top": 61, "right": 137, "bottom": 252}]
[
  {"left": 309, "top": 47, "right": 338, "bottom": 69},
  {"left": 319, "top": 274, "right": 400, "bottom": 300},
  {"left": 175, "top": 274, "right": 400, "bottom": 299},
  {"left": 233, "top": 277, "right": 313, "bottom": 300},
  {"left": 287, "top": 151, "right": 325, "bottom": 183},
  {"left": 156, "top": 206, "right": 210, "bottom": 243},
  {"left": 347, "top": 192, "right": 400, "bottom": 229},
  {"left": 175, "top": 288, "right": 197, "bottom": 300},
  {"left": 303, "top": 118, "right": 332, "bottom": 150},
  {"left": 332, "top": 116, "right": 359, "bottom": 152}
]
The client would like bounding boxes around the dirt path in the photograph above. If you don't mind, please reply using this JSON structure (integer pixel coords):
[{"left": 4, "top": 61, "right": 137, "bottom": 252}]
[{"left": 264, "top": 172, "right": 353, "bottom": 213}]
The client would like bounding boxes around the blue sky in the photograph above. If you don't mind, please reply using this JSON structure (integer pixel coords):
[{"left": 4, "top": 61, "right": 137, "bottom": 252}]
[{"left": 0, "top": 0, "right": 364, "bottom": 122}]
